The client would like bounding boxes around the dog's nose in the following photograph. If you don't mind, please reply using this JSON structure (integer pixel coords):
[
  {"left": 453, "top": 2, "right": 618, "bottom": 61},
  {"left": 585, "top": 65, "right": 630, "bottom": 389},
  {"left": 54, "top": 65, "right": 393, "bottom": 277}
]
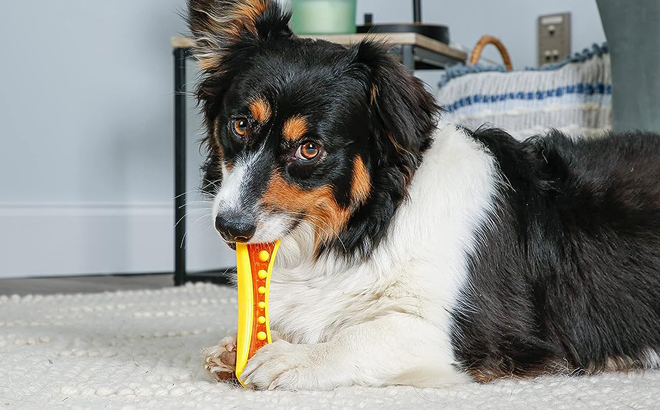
[{"left": 215, "top": 213, "right": 257, "bottom": 243}]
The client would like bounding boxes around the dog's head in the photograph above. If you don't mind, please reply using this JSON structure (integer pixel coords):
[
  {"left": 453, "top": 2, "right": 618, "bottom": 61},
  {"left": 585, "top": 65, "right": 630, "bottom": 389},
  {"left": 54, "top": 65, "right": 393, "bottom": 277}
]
[{"left": 188, "top": 0, "right": 437, "bottom": 258}]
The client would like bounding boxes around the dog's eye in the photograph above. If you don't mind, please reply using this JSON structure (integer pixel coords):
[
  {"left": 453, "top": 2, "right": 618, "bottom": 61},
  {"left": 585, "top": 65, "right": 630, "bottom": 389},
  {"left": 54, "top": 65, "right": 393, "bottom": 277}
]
[
  {"left": 295, "top": 141, "right": 322, "bottom": 161},
  {"left": 231, "top": 118, "right": 249, "bottom": 138}
]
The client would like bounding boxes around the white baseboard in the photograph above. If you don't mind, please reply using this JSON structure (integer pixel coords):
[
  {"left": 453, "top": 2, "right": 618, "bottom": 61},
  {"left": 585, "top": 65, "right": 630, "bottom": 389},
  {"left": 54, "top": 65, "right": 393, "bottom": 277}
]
[{"left": 0, "top": 203, "right": 235, "bottom": 279}]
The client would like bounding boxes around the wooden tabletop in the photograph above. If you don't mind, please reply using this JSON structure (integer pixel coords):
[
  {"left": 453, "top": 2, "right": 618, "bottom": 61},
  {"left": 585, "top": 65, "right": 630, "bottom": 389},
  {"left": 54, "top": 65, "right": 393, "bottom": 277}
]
[{"left": 171, "top": 32, "right": 467, "bottom": 62}]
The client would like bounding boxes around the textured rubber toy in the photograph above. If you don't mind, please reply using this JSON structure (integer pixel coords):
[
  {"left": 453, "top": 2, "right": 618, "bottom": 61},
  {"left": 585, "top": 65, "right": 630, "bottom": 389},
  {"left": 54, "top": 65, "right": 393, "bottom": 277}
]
[{"left": 234, "top": 240, "right": 280, "bottom": 386}]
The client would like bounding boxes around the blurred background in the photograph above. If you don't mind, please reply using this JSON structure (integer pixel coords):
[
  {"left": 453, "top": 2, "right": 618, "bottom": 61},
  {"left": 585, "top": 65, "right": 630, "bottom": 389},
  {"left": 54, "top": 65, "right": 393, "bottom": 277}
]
[{"left": 0, "top": 0, "right": 656, "bottom": 284}]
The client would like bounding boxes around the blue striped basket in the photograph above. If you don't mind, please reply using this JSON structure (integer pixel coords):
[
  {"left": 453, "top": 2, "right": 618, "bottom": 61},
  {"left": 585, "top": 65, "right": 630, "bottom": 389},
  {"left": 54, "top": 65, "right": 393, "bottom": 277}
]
[{"left": 437, "top": 44, "right": 611, "bottom": 139}]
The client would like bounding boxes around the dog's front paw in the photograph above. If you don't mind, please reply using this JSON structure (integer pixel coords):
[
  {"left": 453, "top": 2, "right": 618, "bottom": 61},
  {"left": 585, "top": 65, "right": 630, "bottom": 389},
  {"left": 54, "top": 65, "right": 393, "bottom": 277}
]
[
  {"left": 240, "top": 340, "right": 331, "bottom": 390},
  {"left": 203, "top": 334, "right": 238, "bottom": 382}
]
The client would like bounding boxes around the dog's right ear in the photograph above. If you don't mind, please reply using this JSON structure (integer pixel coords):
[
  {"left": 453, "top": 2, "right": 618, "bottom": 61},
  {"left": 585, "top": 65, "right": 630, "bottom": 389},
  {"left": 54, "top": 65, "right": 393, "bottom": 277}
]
[
  {"left": 352, "top": 41, "right": 438, "bottom": 186},
  {"left": 187, "top": 0, "right": 292, "bottom": 72}
]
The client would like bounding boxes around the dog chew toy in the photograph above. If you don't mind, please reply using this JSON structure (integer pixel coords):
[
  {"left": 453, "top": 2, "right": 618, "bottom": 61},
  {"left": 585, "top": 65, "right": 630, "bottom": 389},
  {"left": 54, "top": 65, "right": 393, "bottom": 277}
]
[{"left": 234, "top": 240, "right": 280, "bottom": 386}]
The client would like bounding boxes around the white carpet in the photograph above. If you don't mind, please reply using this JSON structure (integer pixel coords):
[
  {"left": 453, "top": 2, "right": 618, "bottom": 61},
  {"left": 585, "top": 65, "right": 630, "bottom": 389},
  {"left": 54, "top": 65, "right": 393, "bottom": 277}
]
[{"left": 1, "top": 283, "right": 658, "bottom": 410}]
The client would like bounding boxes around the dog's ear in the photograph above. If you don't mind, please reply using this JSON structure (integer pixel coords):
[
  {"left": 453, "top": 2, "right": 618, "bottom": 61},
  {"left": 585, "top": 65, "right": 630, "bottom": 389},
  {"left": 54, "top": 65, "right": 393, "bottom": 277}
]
[
  {"left": 187, "top": 0, "right": 292, "bottom": 72},
  {"left": 353, "top": 41, "right": 438, "bottom": 184}
]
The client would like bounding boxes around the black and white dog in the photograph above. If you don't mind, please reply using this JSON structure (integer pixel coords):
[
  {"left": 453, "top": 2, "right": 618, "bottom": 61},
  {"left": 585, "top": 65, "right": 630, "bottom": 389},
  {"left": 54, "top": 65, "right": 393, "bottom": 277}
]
[{"left": 189, "top": 0, "right": 660, "bottom": 389}]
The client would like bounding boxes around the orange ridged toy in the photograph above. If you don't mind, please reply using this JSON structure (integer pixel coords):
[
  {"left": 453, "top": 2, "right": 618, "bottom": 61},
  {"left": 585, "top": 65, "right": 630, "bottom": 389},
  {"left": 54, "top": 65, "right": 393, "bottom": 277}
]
[{"left": 234, "top": 241, "right": 280, "bottom": 387}]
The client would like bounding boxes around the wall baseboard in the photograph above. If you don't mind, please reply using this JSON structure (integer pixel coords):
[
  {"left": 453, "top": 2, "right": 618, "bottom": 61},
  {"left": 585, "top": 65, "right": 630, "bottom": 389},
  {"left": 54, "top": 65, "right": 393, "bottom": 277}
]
[{"left": 0, "top": 203, "right": 235, "bottom": 279}]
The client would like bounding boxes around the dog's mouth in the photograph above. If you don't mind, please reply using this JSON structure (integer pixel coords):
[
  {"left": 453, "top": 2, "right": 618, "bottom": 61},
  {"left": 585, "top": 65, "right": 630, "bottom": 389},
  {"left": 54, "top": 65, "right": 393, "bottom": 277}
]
[
  {"left": 216, "top": 211, "right": 303, "bottom": 251},
  {"left": 221, "top": 230, "right": 280, "bottom": 251}
]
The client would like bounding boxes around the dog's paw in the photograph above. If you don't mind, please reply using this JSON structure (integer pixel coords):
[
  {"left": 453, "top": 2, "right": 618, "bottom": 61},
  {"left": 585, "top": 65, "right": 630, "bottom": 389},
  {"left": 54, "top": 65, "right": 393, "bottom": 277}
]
[
  {"left": 239, "top": 340, "right": 332, "bottom": 390},
  {"left": 203, "top": 334, "right": 238, "bottom": 382}
]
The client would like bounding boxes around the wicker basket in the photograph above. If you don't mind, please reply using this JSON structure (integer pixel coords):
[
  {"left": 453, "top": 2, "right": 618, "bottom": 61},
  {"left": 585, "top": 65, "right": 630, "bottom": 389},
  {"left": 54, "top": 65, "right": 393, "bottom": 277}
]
[{"left": 469, "top": 35, "right": 513, "bottom": 71}]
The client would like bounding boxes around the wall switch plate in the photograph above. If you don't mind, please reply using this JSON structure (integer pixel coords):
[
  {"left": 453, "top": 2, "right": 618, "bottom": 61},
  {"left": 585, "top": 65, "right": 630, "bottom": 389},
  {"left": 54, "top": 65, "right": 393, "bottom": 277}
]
[{"left": 538, "top": 13, "right": 571, "bottom": 66}]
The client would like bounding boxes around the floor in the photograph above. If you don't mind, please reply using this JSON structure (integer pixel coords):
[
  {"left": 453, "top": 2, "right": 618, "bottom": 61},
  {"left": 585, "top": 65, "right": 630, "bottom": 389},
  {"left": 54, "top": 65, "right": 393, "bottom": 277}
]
[{"left": 0, "top": 274, "right": 178, "bottom": 296}]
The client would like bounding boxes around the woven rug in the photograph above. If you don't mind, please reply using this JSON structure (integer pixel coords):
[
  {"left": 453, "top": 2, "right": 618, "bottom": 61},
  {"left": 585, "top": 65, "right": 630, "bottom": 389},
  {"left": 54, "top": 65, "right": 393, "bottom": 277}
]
[{"left": 1, "top": 283, "right": 658, "bottom": 409}]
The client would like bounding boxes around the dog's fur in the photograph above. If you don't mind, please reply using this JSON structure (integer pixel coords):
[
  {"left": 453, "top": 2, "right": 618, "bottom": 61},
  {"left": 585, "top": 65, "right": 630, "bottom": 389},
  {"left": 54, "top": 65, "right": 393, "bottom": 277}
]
[{"left": 190, "top": 0, "right": 660, "bottom": 389}]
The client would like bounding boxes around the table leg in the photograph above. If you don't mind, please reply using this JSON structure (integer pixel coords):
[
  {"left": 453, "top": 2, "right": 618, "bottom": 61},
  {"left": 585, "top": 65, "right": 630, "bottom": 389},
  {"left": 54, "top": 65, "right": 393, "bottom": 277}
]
[
  {"left": 174, "top": 48, "right": 187, "bottom": 286},
  {"left": 402, "top": 45, "right": 415, "bottom": 72}
]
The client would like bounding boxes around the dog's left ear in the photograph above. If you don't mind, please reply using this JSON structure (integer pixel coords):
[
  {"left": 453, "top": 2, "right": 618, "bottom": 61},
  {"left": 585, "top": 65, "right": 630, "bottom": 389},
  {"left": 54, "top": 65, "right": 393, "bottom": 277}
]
[
  {"left": 187, "top": 0, "right": 292, "bottom": 72},
  {"left": 352, "top": 41, "right": 438, "bottom": 184}
]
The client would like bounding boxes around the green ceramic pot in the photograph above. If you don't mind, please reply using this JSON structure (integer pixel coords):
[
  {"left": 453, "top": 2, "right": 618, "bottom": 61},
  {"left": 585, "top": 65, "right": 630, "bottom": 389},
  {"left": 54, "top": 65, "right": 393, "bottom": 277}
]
[{"left": 290, "top": 0, "right": 357, "bottom": 35}]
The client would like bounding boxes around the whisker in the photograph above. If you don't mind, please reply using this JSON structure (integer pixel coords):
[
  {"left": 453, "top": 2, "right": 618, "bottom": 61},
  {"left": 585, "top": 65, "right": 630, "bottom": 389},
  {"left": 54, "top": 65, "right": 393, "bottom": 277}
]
[
  {"left": 181, "top": 214, "right": 214, "bottom": 249},
  {"left": 204, "top": 222, "right": 217, "bottom": 234},
  {"left": 200, "top": 179, "right": 223, "bottom": 193},
  {"left": 174, "top": 179, "right": 223, "bottom": 200},
  {"left": 174, "top": 208, "right": 213, "bottom": 228},
  {"left": 276, "top": 215, "right": 331, "bottom": 239},
  {"left": 179, "top": 200, "right": 213, "bottom": 209},
  {"left": 174, "top": 188, "right": 209, "bottom": 200}
]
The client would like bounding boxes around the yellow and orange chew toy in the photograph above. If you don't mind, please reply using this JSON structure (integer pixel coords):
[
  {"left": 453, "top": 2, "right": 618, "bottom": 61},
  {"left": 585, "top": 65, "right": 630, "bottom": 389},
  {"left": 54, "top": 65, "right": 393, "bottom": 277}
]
[{"left": 234, "top": 240, "right": 280, "bottom": 387}]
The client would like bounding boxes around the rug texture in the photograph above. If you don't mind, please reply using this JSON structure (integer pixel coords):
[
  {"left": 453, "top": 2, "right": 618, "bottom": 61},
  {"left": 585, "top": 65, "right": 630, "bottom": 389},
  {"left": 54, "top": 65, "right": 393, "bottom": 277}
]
[{"left": 0, "top": 283, "right": 658, "bottom": 409}]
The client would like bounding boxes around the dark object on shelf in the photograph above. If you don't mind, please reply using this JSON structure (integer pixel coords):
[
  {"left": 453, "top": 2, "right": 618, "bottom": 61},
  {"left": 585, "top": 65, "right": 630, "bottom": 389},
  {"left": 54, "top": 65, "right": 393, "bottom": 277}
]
[
  {"left": 357, "top": 23, "right": 449, "bottom": 45},
  {"left": 357, "top": 0, "right": 450, "bottom": 44}
]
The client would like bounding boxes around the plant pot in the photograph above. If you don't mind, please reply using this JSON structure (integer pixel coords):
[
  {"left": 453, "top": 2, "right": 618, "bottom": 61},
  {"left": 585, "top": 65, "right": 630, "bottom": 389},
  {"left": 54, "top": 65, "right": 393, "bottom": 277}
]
[{"left": 290, "top": 0, "right": 357, "bottom": 35}]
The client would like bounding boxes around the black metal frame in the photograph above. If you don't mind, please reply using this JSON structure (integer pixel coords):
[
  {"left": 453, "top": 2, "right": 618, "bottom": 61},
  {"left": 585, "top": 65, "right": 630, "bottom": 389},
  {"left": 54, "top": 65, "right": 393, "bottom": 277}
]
[
  {"left": 172, "top": 40, "right": 463, "bottom": 285},
  {"left": 413, "top": 0, "right": 422, "bottom": 24},
  {"left": 174, "top": 47, "right": 235, "bottom": 286},
  {"left": 174, "top": 47, "right": 188, "bottom": 286}
]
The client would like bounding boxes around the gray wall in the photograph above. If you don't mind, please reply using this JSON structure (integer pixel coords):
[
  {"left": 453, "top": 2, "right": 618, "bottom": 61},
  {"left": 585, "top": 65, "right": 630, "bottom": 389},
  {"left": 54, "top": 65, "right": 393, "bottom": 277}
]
[
  {"left": 0, "top": 0, "right": 605, "bottom": 278},
  {"left": 1, "top": 0, "right": 184, "bottom": 204},
  {"left": 0, "top": 0, "right": 234, "bottom": 278}
]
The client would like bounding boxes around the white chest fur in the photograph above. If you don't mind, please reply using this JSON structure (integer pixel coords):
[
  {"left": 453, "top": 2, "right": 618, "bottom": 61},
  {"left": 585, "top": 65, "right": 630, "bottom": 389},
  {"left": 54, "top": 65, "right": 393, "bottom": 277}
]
[{"left": 268, "top": 123, "right": 499, "bottom": 351}]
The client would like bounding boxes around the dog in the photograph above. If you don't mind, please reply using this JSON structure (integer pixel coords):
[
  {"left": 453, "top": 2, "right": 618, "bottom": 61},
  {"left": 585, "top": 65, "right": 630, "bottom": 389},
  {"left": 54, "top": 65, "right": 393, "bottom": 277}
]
[{"left": 188, "top": 0, "right": 660, "bottom": 390}]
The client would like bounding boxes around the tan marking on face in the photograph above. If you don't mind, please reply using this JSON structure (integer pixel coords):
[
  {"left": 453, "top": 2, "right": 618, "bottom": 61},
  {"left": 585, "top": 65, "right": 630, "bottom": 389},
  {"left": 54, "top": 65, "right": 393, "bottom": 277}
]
[
  {"left": 249, "top": 98, "right": 272, "bottom": 124},
  {"left": 261, "top": 173, "right": 350, "bottom": 245},
  {"left": 351, "top": 156, "right": 371, "bottom": 205},
  {"left": 282, "top": 116, "right": 308, "bottom": 141}
]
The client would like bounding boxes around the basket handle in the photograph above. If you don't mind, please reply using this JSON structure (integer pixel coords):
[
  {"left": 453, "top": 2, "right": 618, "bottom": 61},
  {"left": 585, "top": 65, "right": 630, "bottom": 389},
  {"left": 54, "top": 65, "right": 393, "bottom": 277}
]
[{"left": 469, "top": 35, "right": 513, "bottom": 71}]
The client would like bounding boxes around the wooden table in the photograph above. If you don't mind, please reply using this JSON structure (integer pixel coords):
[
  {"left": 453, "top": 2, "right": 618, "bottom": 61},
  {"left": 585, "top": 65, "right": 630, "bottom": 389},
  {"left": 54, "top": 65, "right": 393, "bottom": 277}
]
[
  {"left": 171, "top": 34, "right": 466, "bottom": 285},
  {"left": 172, "top": 33, "right": 466, "bottom": 71}
]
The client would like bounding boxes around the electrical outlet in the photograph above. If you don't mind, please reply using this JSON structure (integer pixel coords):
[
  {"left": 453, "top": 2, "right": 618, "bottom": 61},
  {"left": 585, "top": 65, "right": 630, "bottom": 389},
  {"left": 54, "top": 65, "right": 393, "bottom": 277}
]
[{"left": 538, "top": 13, "right": 571, "bottom": 66}]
